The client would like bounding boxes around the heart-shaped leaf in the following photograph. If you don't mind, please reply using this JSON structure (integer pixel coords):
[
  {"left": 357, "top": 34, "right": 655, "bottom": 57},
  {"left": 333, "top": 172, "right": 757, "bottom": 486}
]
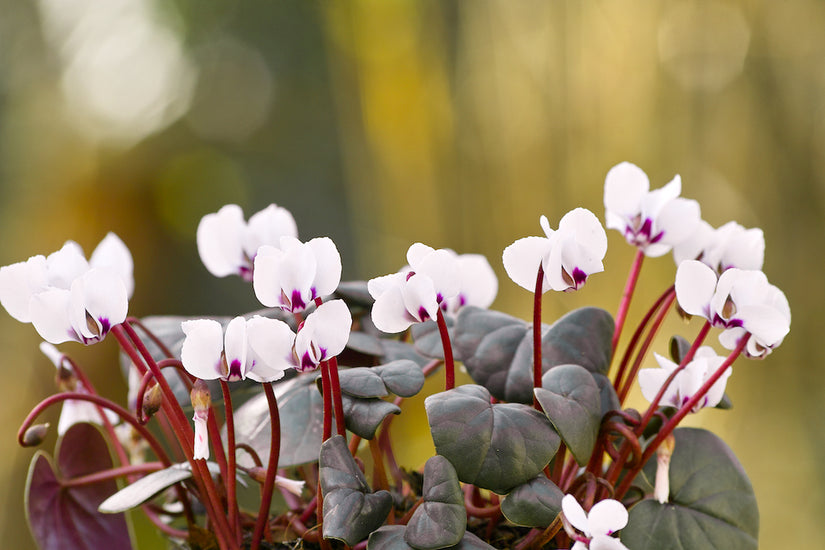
[
  {"left": 405, "top": 455, "right": 466, "bottom": 549},
  {"left": 368, "top": 525, "right": 496, "bottom": 550},
  {"left": 425, "top": 384, "right": 559, "bottom": 494},
  {"left": 232, "top": 373, "right": 323, "bottom": 468},
  {"left": 320, "top": 435, "right": 393, "bottom": 545},
  {"left": 341, "top": 394, "right": 401, "bottom": 440},
  {"left": 592, "top": 372, "right": 621, "bottom": 417},
  {"left": 500, "top": 475, "right": 564, "bottom": 528},
  {"left": 454, "top": 307, "right": 614, "bottom": 404},
  {"left": 534, "top": 365, "right": 602, "bottom": 465},
  {"left": 337, "top": 360, "right": 425, "bottom": 399},
  {"left": 622, "top": 427, "right": 759, "bottom": 550},
  {"left": 26, "top": 423, "right": 133, "bottom": 550}
]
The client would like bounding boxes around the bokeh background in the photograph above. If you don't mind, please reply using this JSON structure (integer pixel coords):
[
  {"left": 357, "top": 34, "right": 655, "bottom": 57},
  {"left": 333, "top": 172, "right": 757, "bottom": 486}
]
[{"left": 0, "top": 1, "right": 822, "bottom": 547}]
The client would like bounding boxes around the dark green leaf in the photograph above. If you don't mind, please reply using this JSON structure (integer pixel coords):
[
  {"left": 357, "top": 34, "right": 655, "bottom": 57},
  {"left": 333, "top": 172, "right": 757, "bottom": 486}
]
[
  {"left": 622, "top": 428, "right": 759, "bottom": 550},
  {"left": 500, "top": 475, "right": 564, "bottom": 528},
  {"left": 369, "top": 526, "right": 496, "bottom": 550},
  {"left": 320, "top": 435, "right": 393, "bottom": 545},
  {"left": 425, "top": 384, "right": 559, "bottom": 494},
  {"left": 341, "top": 394, "right": 401, "bottom": 440},
  {"left": 336, "top": 360, "right": 425, "bottom": 399},
  {"left": 337, "top": 367, "right": 389, "bottom": 398},
  {"left": 405, "top": 455, "right": 466, "bottom": 549},
  {"left": 411, "top": 317, "right": 454, "bottom": 360},
  {"left": 592, "top": 372, "right": 621, "bottom": 417},
  {"left": 535, "top": 364, "right": 601, "bottom": 465},
  {"left": 541, "top": 307, "right": 614, "bottom": 376},
  {"left": 26, "top": 423, "right": 133, "bottom": 550}
]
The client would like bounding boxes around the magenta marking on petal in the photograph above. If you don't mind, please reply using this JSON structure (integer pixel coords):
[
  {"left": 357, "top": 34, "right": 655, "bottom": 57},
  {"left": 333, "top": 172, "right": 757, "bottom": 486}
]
[
  {"left": 98, "top": 318, "right": 111, "bottom": 335},
  {"left": 417, "top": 306, "right": 430, "bottom": 322},
  {"left": 639, "top": 218, "right": 653, "bottom": 240},
  {"left": 290, "top": 289, "right": 306, "bottom": 312},
  {"left": 649, "top": 230, "right": 665, "bottom": 244},
  {"left": 300, "top": 351, "right": 316, "bottom": 371},
  {"left": 228, "top": 359, "right": 243, "bottom": 381},
  {"left": 406, "top": 271, "right": 416, "bottom": 281},
  {"left": 436, "top": 292, "right": 444, "bottom": 304},
  {"left": 459, "top": 294, "right": 467, "bottom": 307},
  {"left": 310, "top": 286, "right": 318, "bottom": 300},
  {"left": 572, "top": 268, "right": 588, "bottom": 288}
]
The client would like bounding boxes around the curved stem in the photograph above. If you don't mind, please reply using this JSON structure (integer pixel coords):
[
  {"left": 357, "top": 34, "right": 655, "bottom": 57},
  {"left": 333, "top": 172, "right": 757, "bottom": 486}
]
[
  {"left": 436, "top": 309, "right": 455, "bottom": 391},
  {"left": 463, "top": 485, "right": 501, "bottom": 518},
  {"left": 612, "top": 249, "right": 645, "bottom": 354},
  {"left": 62, "top": 462, "right": 163, "bottom": 488},
  {"left": 250, "top": 382, "right": 282, "bottom": 550}
]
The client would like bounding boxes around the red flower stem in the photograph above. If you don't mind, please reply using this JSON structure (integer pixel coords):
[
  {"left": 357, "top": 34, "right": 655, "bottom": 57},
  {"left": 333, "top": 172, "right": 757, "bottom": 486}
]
[
  {"left": 250, "top": 382, "right": 282, "bottom": 550},
  {"left": 611, "top": 285, "right": 675, "bottom": 392},
  {"left": 368, "top": 437, "right": 391, "bottom": 493},
  {"left": 532, "top": 265, "right": 544, "bottom": 409},
  {"left": 435, "top": 308, "right": 455, "bottom": 391},
  {"left": 617, "top": 290, "right": 677, "bottom": 403},
  {"left": 111, "top": 325, "right": 237, "bottom": 550},
  {"left": 320, "top": 363, "right": 333, "bottom": 441},
  {"left": 62, "top": 462, "right": 164, "bottom": 487},
  {"left": 613, "top": 336, "right": 746, "bottom": 500},
  {"left": 325, "top": 357, "right": 347, "bottom": 437},
  {"left": 612, "top": 249, "right": 645, "bottom": 354},
  {"left": 463, "top": 485, "right": 501, "bottom": 518},
  {"left": 550, "top": 443, "right": 566, "bottom": 484},
  {"left": 220, "top": 380, "right": 240, "bottom": 543}
]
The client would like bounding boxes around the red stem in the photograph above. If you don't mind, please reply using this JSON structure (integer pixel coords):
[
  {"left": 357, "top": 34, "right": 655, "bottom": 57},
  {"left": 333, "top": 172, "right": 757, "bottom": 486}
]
[
  {"left": 612, "top": 249, "right": 645, "bottom": 353},
  {"left": 220, "top": 380, "right": 240, "bottom": 543},
  {"left": 320, "top": 363, "right": 333, "bottom": 441},
  {"left": 325, "top": 357, "right": 347, "bottom": 437},
  {"left": 436, "top": 308, "right": 455, "bottom": 390},
  {"left": 62, "top": 462, "right": 163, "bottom": 487},
  {"left": 532, "top": 265, "right": 544, "bottom": 409},
  {"left": 250, "top": 383, "right": 282, "bottom": 550}
]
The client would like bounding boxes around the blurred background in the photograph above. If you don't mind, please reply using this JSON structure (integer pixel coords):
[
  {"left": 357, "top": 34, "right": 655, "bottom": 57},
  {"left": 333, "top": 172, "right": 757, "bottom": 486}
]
[{"left": 0, "top": 0, "right": 821, "bottom": 547}]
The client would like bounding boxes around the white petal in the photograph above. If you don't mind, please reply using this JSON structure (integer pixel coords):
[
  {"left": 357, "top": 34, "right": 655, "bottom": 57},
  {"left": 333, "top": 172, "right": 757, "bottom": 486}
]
[
  {"left": 675, "top": 261, "right": 717, "bottom": 318},
  {"left": 654, "top": 197, "right": 701, "bottom": 249},
  {"left": 543, "top": 234, "right": 571, "bottom": 291},
  {"left": 246, "top": 316, "right": 295, "bottom": 381},
  {"left": 454, "top": 254, "right": 498, "bottom": 310},
  {"left": 588, "top": 499, "right": 628, "bottom": 535},
  {"left": 252, "top": 245, "right": 286, "bottom": 307},
  {"left": 561, "top": 494, "right": 590, "bottom": 534},
  {"left": 196, "top": 204, "right": 246, "bottom": 278},
  {"left": 0, "top": 256, "right": 48, "bottom": 322},
  {"left": 275, "top": 475, "right": 305, "bottom": 496},
  {"left": 502, "top": 236, "right": 551, "bottom": 292},
  {"left": 367, "top": 272, "right": 406, "bottom": 299},
  {"left": 181, "top": 319, "right": 225, "bottom": 380},
  {"left": 304, "top": 300, "right": 352, "bottom": 359},
  {"left": 243, "top": 204, "right": 298, "bottom": 259},
  {"left": 640, "top": 175, "right": 682, "bottom": 220},
  {"left": 604, "top": 162, "right": 649, "bottom": 218},
  {"left": 90, "top": 233, "right": 134, "bottom": 298},
  {"left": 58, "top": 398, "right": 109, "bottom": 436},
  {"left": 402, "top": 273, "right": 440, "bottom": 321},
  {"left": 73, "top": 269, "right": 129, "bottom": 340},
  {"left": 29, "top": 288, "right": 74, "bottom": 344},
  {"left": 560, "top": 208, "right": 608, "bottom": 260},
  {"left": 638, "top": 368, "right": 674, "bottom": 406},
  {"left": 590, "top": 535, "right": 629, "bottom": 550},
  {"left": 703, "top": 360, "right": 732, "bottom": 409},
  {"left": 307, "top": 237, "right": 342, "bottom": 298},
  {"left": 416, "top": 248, "right": 461, "bottom": 302},
  {"left": 193, "top": 414, "right": 210, "bottom": 460},
  {"left": 46, "top": 241, "right": 89, "bottom": 288},
  {"left": 371, "top": 284, "right": 416, "bottom": 334},
  {"left": 720, "top": 225, "right": 764, "bottom": 271},
  {"left": 406, "top": 242, "right": 437, "bottom": 268},
  {"left": 672, "top": 219, "right": 714, "bottom": 266},
  {"left": 738, "top": 304, "right": 790, "bottom": 349},
  {"left": 274, "top": 237, "right": 318, "bottom": 311},
  {"left": 223, "top": 317, "right": 249, "bottom": 380}
]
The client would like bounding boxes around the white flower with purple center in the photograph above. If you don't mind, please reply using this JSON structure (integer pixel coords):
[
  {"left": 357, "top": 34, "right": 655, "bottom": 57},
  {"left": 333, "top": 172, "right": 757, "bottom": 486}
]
[
  {"left": 181, "top": 316, "right": 295, "bottom": 383},
  {"left": 368, "top": 243, "right": 460, "bottom": 333},
  {"left": 638, "top": 347, "right": 732, "bottom": 413},
  {"left": 253, "top": 236, "right": 342, "bottom": 313},
  {"left": 675, "top": 260, "right": 791, "bottom": 358},
  {"left": 502, "top": 208, "right": 607, "bottom": 293},
  {"left": 673, "top": 219, "right": 764, "bottom": 274},
  {"left": 292, "top": 300, "right": 352, "bottom": 372},
  {"left": 197, "top": 204, "right": 298, "bottom": 281},
  {"left": 604, "top": 162, "right": 700, "bottom": 257},
  {"left": 0, "top": 233, "right": 133, "bottom": 334},
  {"left": 562, "top": 494, "right": 629, "bottom": 550}
]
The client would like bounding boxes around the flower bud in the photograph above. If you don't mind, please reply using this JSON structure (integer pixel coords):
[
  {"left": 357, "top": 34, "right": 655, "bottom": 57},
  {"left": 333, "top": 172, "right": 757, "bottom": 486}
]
[
  {"left": 654, "top": 434, "right": 676, "bottom": 503},
  {"left": 142, "top": 383, "right": 163, "bottom": 419},
  {"left": 23, "top": 423, "right": 50, "bottom": 447},
  {"left": 190, "top": 380, "right": 211, "bottom": 460},
  {"left": 190, "top": 380, "right": 211, "bottom": 412}
]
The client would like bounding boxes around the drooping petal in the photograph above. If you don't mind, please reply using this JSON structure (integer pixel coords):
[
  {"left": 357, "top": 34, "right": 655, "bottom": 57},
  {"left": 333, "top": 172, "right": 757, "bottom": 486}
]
[
  {"left": 672, "top": 219, "right": 714, "bottom": 266},
  {"left": 604, "top": 162, "right": 649, "bottom": 225},
  {"left": 193, "top": 412, "right": 209, "bottom": 460},
  {"left": 402, "top": 273, "right": 440, "bottom": 322},
  {"left": 407, "top": 242, "right": 436, "bottom": 267},
  {"left": 246, "top": 316, "right": 295, "bottom": 382},
  {"left": 0, "top": 255, "right": 48, "bottom": 322},
  {"left": 29, "top": 289, "right": 74, "bottom": 344},
  {"left": 90, "top": 233, "right": 134, "bottom": 298},
  {"left": 243, "top": 204, "right": 298, "bottom": 260},
  {"left": 640, "top": 175, "right": 682, "bottom": 221},
  {"left": 196, "top": 204, "right": 247, "bottom": 278},
  {"left": 70, "top": 268, "right": 128, "bottom": 342},
  {"left": 223, "top": 317, "right": 249, "bottom": 381},
  {"left": 370, "top": 283, "right": 417, "bottom": 334},
  {"left": 307, "top": 237, "right": 342, "bottom": 298},
  {"left": 252, "top": 245, "right": 286, "bottom": 307},
  {"left": 295, "top": 300, "right": 352, "bottom": 369},
  {"left": 275, "top": 475, "right": 305, "bottom": 496},
  {"left": 561, "top": 494, "right": 590, "bottom": 535},
  {"left": 675, "top": 260, "right": 717, "bottom": 318},
  {"left": 587, "top": 499, "right": 628, "bottom": 536},
  {"left": 181, "top": 319, "right": 225, "bottom": 380},
  {"left": 502, "top": 236, "right": 551, "bottom": 292}
]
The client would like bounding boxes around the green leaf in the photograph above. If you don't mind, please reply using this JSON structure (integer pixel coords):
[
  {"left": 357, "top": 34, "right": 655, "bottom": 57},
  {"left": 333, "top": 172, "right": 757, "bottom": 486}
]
[
  {"left": 337, "top": 367, "right": 389, "bottom": 398},
  {"left": 320, "top": 435, "right": 393, "bottom": 545},
  {"left": 337, "top": 360, "right": 425, "bottom": 399},
  {"left": 534, "top": 364, "right": 601, "bottom": 465},
  {"left": 26, "top": 423, "right": 133, "bottom": 550},
  {"left": 541, "top": 307, "right": 614, "bottom": 376},
  {"left": 341, "top": 394, "right": 401, "bottom": 440},
  {"left": 500, "top": 475, "right": 564, "bottom": 528},
  {"left": 622, "top": 428, "right": 759, "bottom": 550},
  {"left": 592, "top": 372, "right": 621, "bottom": 417},
  {"left": 425, "top": 384, "right": 560, "bottom": 494},
  {"left": 232, "top": 373, "right": 323, "bottom": 468},
  {"left": 368, "top": 526, "right": 496, "bottom": 550},
  {"left": 405, "top": 455, "right": 466, "bottom": 549}
]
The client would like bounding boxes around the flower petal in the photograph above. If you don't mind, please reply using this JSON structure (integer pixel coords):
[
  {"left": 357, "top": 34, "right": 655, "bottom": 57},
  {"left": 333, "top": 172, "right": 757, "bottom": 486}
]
[
  {"left": 197, "top": 204, "right": 246, "bottom": 278},
  {"left": 652, "top": 197, "right": 701, "bottom": 252},
  {"left": 29, "top": 288, "right": 74, "bottom": 344},
  {"left": 181, "top": 319, "right": 225, "bottom": 380},
  {"left": 90, "top": 233, "right": 134, "bottom": 298},
  {"left": 243, "top": 204, "right": 298, "bottom": 259},
  {"left": 72, "top": 269, "right": 129, "bottom": 341},
  {"left": 371, "top": 283, "right": 416, "bottom": 334},
  {"left": 503, "top": 236, "right": 551, "bottom": 292},
  {"left": 453, "top": 254, "right": 498, "bottom": 310},
  {"left": 302, "top": 299, "right": 352, "bottom": 360},
  {"left": 223, "top": 317, "right": 249, "bottom": 381},
  {"left": 561, "top": 494, "right": 589, "bottom": 534},
  {"left": 246, "top": 316, "right": 295, "bottom": 381},
  {"left": 307, "top": 237, "right": 342, "bottom": 298},
  {"left": 0, "top": 256, "right": 48, "bottom": 322},
  {"left": 604, "top": 162, "right": 649, "bottom": 221},
  {"left": 46, "top": 241, "right": 89, "bottom": 288},
  {"left": 675, "top": 260, "right": 717, "bottom": 318},
  {"left": 588, "top": 499, "right": 628, "bottom": 536}
]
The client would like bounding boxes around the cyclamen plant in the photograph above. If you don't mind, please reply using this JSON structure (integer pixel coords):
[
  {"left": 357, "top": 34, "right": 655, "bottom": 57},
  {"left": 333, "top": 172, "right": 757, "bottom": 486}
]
[{"left": 6, "top": 161, "right": 787, "bottom": 550}]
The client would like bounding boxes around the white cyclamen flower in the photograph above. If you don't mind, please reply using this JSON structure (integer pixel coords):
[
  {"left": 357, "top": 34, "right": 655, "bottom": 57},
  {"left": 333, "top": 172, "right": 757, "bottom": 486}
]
[
  {"left": 673, "top": 220, "right": 764, "bottom": 274},
  {"left": 197, "top": 204, "right": 298, "bottom": 281},
  {"left": 40, "top": 342, "right": 118, "bottom": 435},
  {"left": 439, "top": 252, "right": 498, "bottom": 316},
  {"left": 0, "top": 233, "right": 133, "bottom": 340},
  {"left": 675, "top": 260, "right": 791, "bottom": 358},
  {"left": 604, "top": 162, "right": 700, "bottom": 257},
  {"left": 292, "top": 300, "right": 352, "bottom": 372},
  {"left": 368, "top": 243, "right": 461, "bottom": 333},
  {"left": 181, "top": 316, "right": 295, "bottom": 383},
  {"left": 253, "top": 236, "right": 342, "bottom": 313},
  {"left": 503, "top": 208, "right": 607, "bottom": 293},
  {"left": 562, "top": 494, "right": 629, "bottom": 550},
  {"left": 638, "top": 347, "right": 732, "bottom": 413}
]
